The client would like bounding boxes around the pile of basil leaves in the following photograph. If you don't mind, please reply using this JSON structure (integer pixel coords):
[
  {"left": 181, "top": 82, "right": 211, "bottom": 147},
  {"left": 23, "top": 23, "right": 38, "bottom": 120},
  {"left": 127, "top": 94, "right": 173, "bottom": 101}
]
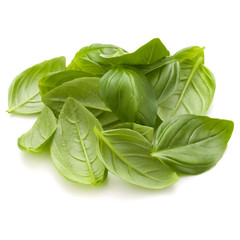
[{"left": 7, "top": 38, "right": 234, "bottom": 189}]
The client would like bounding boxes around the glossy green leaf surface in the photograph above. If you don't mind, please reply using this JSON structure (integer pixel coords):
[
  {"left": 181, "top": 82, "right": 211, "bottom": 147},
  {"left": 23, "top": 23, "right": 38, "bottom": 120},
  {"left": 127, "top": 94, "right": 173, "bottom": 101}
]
[
  {"left": 42, "top": 77, "right": 109, "bottom": 117},
  {"left": 8, "top": 57, "right": 66, "bottom": 114},
  {"left": 146, "top": 61, "right": 180, "bottom": 104},
  {"left": 67, "top": 44, "right": 125, "bottom": 75},
  {"left": 112, "top": 122, "right": 154, "bottom": 142},
  {"left": 101, "top": 38, "right": 169, "bottom": 65},
  {"left": 39, "top": 70, "right": 93, "bottom": 96},
  {"left": 152, "top": 115, "right": 234, "bottom": 174},
  {"left": 100, "top": 67, "right": 157, "bottom": 126},
  {"left": 18, "top": 106, "right": 57, "bottom": 153},
  {"left": 158, "top": 56, "right": 215, "bottom": 120},
  {"left": 94, "top": 128, "right": 179, "bottom": 189},
  {"left": 51, "top": 98, "right": 107, "bottom": 185}
]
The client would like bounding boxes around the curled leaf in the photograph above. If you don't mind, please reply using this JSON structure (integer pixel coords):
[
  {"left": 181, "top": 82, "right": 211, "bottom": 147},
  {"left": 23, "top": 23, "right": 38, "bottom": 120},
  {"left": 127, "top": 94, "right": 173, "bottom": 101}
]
[
  {"left": 18, "top": 106, "right": 57, "bottom": 152},
  {"left": 100, "top": 67, "right": 157, "bottom": 126}
]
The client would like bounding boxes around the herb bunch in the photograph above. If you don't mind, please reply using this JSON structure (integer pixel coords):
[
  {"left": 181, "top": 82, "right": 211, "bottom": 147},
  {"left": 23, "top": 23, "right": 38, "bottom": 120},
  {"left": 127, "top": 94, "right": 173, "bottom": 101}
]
[{"left": 7, "top": 38, "right": 234, "bottom": 189}]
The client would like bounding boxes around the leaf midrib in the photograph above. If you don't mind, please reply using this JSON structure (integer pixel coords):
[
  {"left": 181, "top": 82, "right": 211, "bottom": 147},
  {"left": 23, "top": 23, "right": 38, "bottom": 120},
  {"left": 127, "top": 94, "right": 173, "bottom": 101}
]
[
  {"left": 96, "top": 130, "right": 168, "bottom": 183},
  {"left": 7, "top": 91, "right": 40, "bottom": 113},
  {"left": 152, "top": 124, "right": 231, "bottom": 156},
  {"left": 69, "top": 101, "right": 97, "bottom": 184},
  {"left": 170, "top": 56, "right": 203, "bottom": 117}
]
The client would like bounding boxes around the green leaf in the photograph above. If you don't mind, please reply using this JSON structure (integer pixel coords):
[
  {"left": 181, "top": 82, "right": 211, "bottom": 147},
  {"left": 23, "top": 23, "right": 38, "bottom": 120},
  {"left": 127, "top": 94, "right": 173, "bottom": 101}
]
[
  {"left": 154, "top": 115, "right": 163, "bottom": 131},
  {"left": 112, "top": 122, "right": 154, "bottom": 142},
  {"left": 174, "top": 46, "right": 205, "bottom": 63},
  {"left": 7, "top": 56, "right": 66, "bottom": 114},
  {"left": 100, "top": 67, "right": 157, "bottom": 126},
  {"left": 158, "top": 56, "right": 215, "bottom": 120},
  {"left": 140, "top": 56, "right": 176, "bottom": 74},
  {"left": 146, "top": 61, "right": 180, "bottom": 104},
  {"left": 89, "top": 108, "right": 121, "bottom": 130},
  {"left": 140, "top": 46, "right": 204, "bottom": 74},
  {"left": 18, "top": 106, "right": 57, "bottom": 153},
  {"left": 101, "top": 38, "right": 170, "bottom": 65},
  {"left": 152, "top": 115, "right": 234, "bottom": 174},
  {"left": 94, "top": 128, "right": 178, "bottom": 189},
  {"left": 51, "top": 98, "right": 107, "bottom": 185},
  {"left": 42, "top": 77, "right": 109, "bottom": 117},
  {"left": 39, "top": 70, "right": 93, "bottom": 96},
  {"left": 67, "top": 44, "right": 126, "bottom": 75}
]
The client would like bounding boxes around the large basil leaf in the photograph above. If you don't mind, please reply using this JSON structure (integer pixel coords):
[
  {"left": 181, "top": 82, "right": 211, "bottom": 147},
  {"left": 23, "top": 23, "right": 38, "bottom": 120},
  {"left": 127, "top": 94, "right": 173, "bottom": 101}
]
[
  {"left": 51, "top": 98, "right": 107, "bottom": 185},
  {"left": 112, "top": 122, "right": 154, "bottom": 142},
  {"left": 100, "top": 67, "right": 157, "bottom": 126},
  {"left": 152, "top": 115, "right": 234, "bottom": 174},
  {"left": 39, "top": 70, "right": 93, "bottom": 96},
  {"left": 101, "top": 38, "right": 169, "bottom": 65},
  {"left": 158, "top": 57, "right": 215, "bottom": 120},
  {"left": 18, "top": 106, "right": 57, "bottom": 153},
  {"left": 67, "top": 44, "right": 125, "bottom": 75},
  {"left": 42, "top": 77, "right": 109, "bottom": 117},
  {"left": 174, "top": 46, "right": 205, "bottom": 63},
  {"left": 146, "top": 61, "right": 180, "bottom": 104},
  {"left": 94, "top": 128, "right": 178, "bottom": 189},
  {"left": 7, "top": 56, "right": 66, "bottom": 114}
]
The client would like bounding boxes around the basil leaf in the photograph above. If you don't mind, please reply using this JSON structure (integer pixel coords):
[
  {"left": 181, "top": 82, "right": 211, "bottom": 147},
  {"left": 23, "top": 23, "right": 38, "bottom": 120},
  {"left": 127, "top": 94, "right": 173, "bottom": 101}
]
[
  {"left": 158, "top": 57, "right": 215, "bottom": 120},
  {"left": 112, "top": 122, "right": 154, "bottom": 142},
  {"left": 39, "top": 70, "right": 93, "bottom": 96},
  {"left": 18, "top": 106, "right": 57, "bottom": 153},
  {"left": 101, "top": 38, "right": 169, "bottom": 65},
  {"left": 174, "top": 46, "right": 205, "bottom": 63},
  {"left": 67, "top": 44, "right": 126, "bottom": 75},
  {"left": 51, "top": 98, "right": 107, "bottom": 185},
  {"left": 89, "top": 108, "right": 121, "bottom": 130},
  {"left": 42, "top": 77, "right": 109, "bottom": 117},
  {"left": 140, "top": 56, "right": 176, "bottom": 74},
  {"left": 7, "top": 56, "right": 66, "bottom": 114},
  {"left": 152, "top": 115, "right": 234, "bottom": 174},
  {"left": 100, "top": 67, "right": 157, "bottom": 126},
  {"left": 146, "top": 61, "right": 180, "bottom": 104},
  {"left": 142, "top": 46, "right": 204, "bottom": 74},
  {"left": 94, "top": 128, "right": 178, "bottom": 189}
]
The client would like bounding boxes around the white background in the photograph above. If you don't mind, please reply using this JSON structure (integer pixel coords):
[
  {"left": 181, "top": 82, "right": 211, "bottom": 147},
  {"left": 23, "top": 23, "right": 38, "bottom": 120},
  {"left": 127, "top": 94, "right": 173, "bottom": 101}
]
[{"left": 1, "top": 0, "right": 239, "bottom": 239}]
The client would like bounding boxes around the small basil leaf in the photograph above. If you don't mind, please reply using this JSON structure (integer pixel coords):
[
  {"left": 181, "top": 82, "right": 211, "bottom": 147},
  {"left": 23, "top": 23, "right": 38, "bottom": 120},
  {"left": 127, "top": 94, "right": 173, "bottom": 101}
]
[
  {"left": 112, "top": 122, "right": 154, "bottom": 142},
  {"left": 39, "top": 70, "right": 94, "bottom": 96},
  {"left": 101, "top": 38, "right": 170, "bottom": 65},
  {"left": 146, "top": 61, "right": 180, "bottom": 104},
  {"left": 42, "top": 77, "right": 109, "bottom": 117},
  {"left": 100, "top": 67, "right": 157, "bottom": 126},
  {"left": 51, "top": 98, "right": 107, "bottom": 185},
  {"left": 174, "top": 46, "right": 205, "bottom": 63},
  {"left": 67, "top": 44, "right": 126, "bottom": 75},
  {"left": 7, "top": 56, "right": 66, "bottom": 114},
  {"left": 158, "top": 57, "right": 215, "bottom": 120},
  {"left": 18, "top": 106, "right": 57, "bottom": 153},
  {"left": 94, "top": 128, "right": 179, "bottom": 189},
  {"left": 152, "top": 115, "right": 234, "bottom": 174}
]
